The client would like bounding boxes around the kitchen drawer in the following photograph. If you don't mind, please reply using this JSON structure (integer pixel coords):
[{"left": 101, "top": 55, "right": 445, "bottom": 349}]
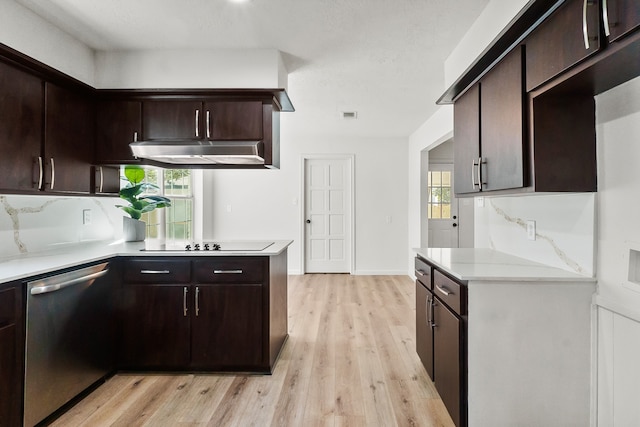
[
  {"left": 0, "top": 287, "right": 16, "bottom": 327},
  {"left": 415, "top": 257, "right": 432, "bottom": 289},
  {"left": 433, "top": 270, "right": 466, "bottom": 316},
  {"left": 124, "top": 259, "right": 191, "bottom": 283},
  {"left": 193, "top": 258, "right": 264, "bottom": 283}
]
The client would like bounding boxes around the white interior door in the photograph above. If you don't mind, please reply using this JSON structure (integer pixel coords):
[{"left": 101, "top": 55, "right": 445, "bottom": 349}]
[
  {"left": 304, "top": 157, "right": 352, "bottom": 273},
  {"left": 427, "top": 164, "right": 459, "bottom": 248}
]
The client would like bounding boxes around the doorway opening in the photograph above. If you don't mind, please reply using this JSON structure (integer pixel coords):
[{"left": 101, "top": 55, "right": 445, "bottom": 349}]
[{"left": 421, "top": 139, "right": 474, "bottom": 248}]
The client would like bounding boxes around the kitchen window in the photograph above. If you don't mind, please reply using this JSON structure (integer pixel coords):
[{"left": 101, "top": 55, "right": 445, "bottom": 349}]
[{"left": 123, "top": 168, "right": 193, "bottom": 241}]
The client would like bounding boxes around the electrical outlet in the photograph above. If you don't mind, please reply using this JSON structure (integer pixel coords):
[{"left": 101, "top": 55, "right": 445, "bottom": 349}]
[
  {"left": 476, "top": 197, "right": 485, "bottom": 208},
  {"left": 226, "top": 204, "right": 232, "bottom": 213},
  {"left": 526, "top": 220, "right": 536, "bottom": 240},
  {"left": 83, "top": 209, "right": 92, "bottom": 225}
]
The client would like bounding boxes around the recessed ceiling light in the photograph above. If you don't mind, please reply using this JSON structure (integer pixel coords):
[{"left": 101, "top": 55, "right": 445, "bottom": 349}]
[{"left": 228, "top": 0, "right": 251, "bottom": 3}]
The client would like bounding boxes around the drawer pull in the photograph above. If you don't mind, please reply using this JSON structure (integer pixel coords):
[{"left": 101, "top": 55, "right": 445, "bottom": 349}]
[
  {"left": 140, "top": 269, "right": 171, "bottom": 274},
  {"left": 415, "top": 269, "right": 426, "bottom": 277},
  {"left": 213, "top": 269, "right": 243, "bottom": 274},
  {"left": 435, "top": 284, "right": 451, "bottom": 296}
]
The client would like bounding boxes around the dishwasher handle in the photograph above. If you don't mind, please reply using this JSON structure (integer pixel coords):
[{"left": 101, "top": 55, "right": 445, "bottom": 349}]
[{"left": 30, "top": 269, "right": 109, "bottom": 295}]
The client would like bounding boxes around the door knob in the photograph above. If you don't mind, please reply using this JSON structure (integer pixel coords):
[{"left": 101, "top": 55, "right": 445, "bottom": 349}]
[
  {"left": 306, "top": 219, "right": 311, "bottom": 224},
  {"left": 452, "top": 223, "right": 458, "bottom": 227},
  {"left": 453, "top": 215, "right": 457, "bottom": 219}
]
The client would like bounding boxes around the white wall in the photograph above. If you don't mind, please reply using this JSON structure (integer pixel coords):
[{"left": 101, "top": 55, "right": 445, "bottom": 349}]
[
  {"left": 475, "top": 193, "right": 596, "bottom": 276},
  {"left": 593, "top": 79, "right": 640, "bottom": 425},
  {"left": 407, "top": 106, "right": 453, "bottom": 272},
  {"left": 203, "top": 127, "right": 409, "bottom": 275},
  {"left": 95, "top": 49, "right": 287, "bottom": 89},
  {"left": 595, "top": 76, "right": 640, "bottom": 307},
  {"left": 0, "top": 195, "right": 123, "bottom": 258},
  {"left": 444, "top": 0, "right": 529, "bottom": 88},
  {"left": 0, "top": 0, "right": 95, "bottom": 84}
]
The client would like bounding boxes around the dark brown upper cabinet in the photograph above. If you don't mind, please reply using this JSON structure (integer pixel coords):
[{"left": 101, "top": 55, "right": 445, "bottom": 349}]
[
  {"left": 526, "top": 0, "right": 601, "bottom": 92},
  {"left": 0, "top": 61, "right": 43, "bottom": 193},
  {"left": 142, "top": 100, "right": 203, "bottom": 141},
  {"left": 453, "top": 84, "right": 480, "bottom": 195},
  {"left": 454, "top": 47, "right": 526, "bottom": 195},
  {"left": 93, "top": 165, "right": 121, "bottom": 195},
  {"left": 95, "top": 99, "right": 142, "bottom": 164},
  {"left": 142, "top": 99, "right": 263, "bottom": 141},
  {"left": 44, "top": 82, "right": 95, "bottom": 194},
  {"left": 605, "top": 0, "right": 640, "bottom": 42},
  {"left": 205, "top": 100, "right": 263, "bottom": 140},
  {"left": 480, "top": 47, "right": 526, "bottom": 192}
]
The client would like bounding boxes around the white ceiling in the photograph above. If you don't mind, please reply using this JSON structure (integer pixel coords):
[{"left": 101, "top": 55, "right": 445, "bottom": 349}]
[{"left": 16, "top": 0, "right": 489, "bottom": 138}]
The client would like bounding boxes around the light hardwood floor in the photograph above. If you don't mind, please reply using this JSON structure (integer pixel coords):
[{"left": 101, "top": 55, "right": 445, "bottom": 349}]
[{"left": 51, "top": 274, "right": 454, "bottom": 427}]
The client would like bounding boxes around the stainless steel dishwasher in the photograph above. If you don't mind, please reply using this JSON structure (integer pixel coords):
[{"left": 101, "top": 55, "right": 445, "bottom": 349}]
[{"left": 24, "top": 261, "right": 112, "bottom": 427}]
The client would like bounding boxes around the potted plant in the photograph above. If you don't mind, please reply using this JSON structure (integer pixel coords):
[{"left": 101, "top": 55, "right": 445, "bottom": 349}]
[{"left": 117, "top": 166, "right": 171, "bottom": 241}]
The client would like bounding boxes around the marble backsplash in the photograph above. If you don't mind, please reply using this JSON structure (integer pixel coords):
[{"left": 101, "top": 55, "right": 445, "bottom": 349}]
[
  {"left": 0, "top": 194, "right": 125, "bottom": 258},
  {"left": 474, "top": 193, "right": 596, "bottom": 277}
]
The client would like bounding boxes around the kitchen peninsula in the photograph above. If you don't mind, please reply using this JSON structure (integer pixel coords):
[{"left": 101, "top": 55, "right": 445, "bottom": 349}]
[
  {"left": 0, "top": 239, "right": 291, "bottom": 426},
  {"left": 414, "top": 248, "right": 596, "bottom": 427}
]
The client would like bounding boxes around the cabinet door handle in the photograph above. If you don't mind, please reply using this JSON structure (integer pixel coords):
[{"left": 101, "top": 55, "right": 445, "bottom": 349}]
[
  {"left": 213, "top": 269, "right": 243, "bottom": 274},
  {"left": 477, "top": 157, "right": 483, "bottom": 191},
  {"left": 431, "top": 299, "right": 437, "bottom": 328},
  {"left": 98, "top": 166, "right": 104, "bottom": 193},
  {"left": 133, "top": 131, "right": 138, "bottom": 142},
  {"left": 582, "top": 0, "right": 597, "bottom": 49},
  {"left": 195, "top": 109, "right": 200, "bottom": 138},
  {"left": 435, "top": 284, "right": 451, "bottom": 296},
  {"left": 49, "top": 158, "right": 55, "bottom": 190},
  {"left": 471, "top": 158, "right": 478, "bottom": 189},
  {"left": 602, "top": 0, "right": 611, "bottom": 37},
  {"left": 195, "top": 286, "right": 200, "bottom": 317},
  {"left": 140, "top": 269, "right": 171, "bottom": 274},
  {"left": 206, "top": 110, "right": 211, "bottom": 139},
  {"left": 36, "top": 156, "right": 43, "bottom": 189},
  {"left": 426, "top": 295, "right": 431, "bottom": 327},
  {"left": 183, "top": 287, "right": 188, "bottom": 317}
]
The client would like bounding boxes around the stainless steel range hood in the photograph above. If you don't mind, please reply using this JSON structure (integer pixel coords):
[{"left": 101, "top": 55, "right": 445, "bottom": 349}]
[{"left": 130, "top": 140, "right": 264, "bottom": 165}]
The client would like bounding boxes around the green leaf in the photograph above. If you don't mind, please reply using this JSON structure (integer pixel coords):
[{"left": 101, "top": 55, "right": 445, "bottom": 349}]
[
  {"left": 116, "top": 205, "right": 142, "bottom": 220},
  {"left": 124, "top": 166, "right": 145, "bottom": 185}
]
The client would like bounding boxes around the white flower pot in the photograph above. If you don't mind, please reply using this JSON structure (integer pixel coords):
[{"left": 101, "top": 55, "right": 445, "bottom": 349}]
[{"left": 123, "top": 217, "right": 146, "bottom": 242}]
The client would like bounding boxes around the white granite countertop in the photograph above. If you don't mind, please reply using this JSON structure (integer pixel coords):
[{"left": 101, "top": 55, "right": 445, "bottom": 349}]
[
  {"left": 414, "top": 248, "right": 596, "bottom": 282},
  {"left": 0, "top": 239, "right": 292, "bottom": 284}
]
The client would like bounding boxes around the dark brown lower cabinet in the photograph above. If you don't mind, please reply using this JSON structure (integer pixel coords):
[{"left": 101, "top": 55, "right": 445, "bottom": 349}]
[
  {"left": 415, "top": 257, "right": 467, "bottom": 427},
  {"left": 0, "top": 283, "right": 24, "bottom": 427},
  {"left": 191, "top": 284, "right": 263, "bottom": 369},
  {"left": 119, "top": 254, "right": 287, "bottom": 373},
  {"left": 433, "top": 298, "right": 464, "bottom": 427},
  {"left": 119, "top": 285, "right": 191, "bottom": 369},
  {"left": 416, "top": 279, "right": 434, "bottom": 379}
]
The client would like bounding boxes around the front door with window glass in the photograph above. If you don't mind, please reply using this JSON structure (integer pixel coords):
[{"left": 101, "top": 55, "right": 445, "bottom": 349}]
[{"left": 427, "top": 165, "right": 459, "bottom": 248}]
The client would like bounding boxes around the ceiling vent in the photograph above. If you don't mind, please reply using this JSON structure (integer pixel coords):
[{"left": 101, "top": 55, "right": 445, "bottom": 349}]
[{"left": 341, "top": 111, "right": 358, "bottom": 119}]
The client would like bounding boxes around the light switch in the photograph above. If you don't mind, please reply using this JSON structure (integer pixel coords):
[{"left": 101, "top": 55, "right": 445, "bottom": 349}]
[{"left": 83, "top": 209, "right": 91, "bottom": 225}]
